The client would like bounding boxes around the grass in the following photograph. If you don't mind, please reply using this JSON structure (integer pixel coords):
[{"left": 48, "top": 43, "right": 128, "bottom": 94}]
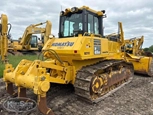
[{"left": 0, "top": 55, "right": 38, "bottom": 78}]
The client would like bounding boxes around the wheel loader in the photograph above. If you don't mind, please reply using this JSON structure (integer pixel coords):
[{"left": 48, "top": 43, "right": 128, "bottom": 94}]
[{"left": 1, "top": 6, "right": 153, "bottom": 115}]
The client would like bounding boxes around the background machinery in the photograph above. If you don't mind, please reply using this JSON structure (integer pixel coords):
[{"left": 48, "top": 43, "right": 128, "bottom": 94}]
[
  {"left": 124, "top": 36, "right": 144, "bottom": 55},
  {"left": 2, "top": 6, "right": 153, "bottom": 115},
  {"left": 0, "top": 14, "right": 9, "bottom": 62},
  {"left": 8, "top": 20, "right": 52, "bottom": 54},
  {"left": 125, "top": 36, "right": 153, "bottom": 57},
  {"left": 124, "top": 36, "right": 153, "bottom": 76}
]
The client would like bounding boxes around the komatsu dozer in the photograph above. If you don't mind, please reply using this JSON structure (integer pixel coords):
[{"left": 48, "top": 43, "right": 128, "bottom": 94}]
[{"left": 3, "top": 6, "right": 135, "bottom": 115}]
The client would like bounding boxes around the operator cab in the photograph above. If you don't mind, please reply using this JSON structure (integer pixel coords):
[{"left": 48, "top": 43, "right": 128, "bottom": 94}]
[
  {"left": 59, "top": 6, "right": 106, "bottom": 38},
  {"left": 30, "top": 35, "right": 38, "bottom": 48}
]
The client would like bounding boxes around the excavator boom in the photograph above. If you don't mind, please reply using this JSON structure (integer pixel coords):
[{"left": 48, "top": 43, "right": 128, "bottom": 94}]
[
  {"left": 0, "top": 14, "right": 8, "bottom": 62},
  {"left": 20, "top": 20, "right": 51, "bottom": 46},
  {"left": 7, "top": 20, "right": 52, "bottom": 55}
]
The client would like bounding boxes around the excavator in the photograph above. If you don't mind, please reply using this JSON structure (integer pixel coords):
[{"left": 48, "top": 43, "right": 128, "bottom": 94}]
[
  {"left": 6, "top": 20, "right": 52, "bottom": 55},
  {"left": 125, "top": 36, "right": 153, "bottom": 57},
  {"left": 124, "top": 36, "right": 144, "bottom": 55},
  {"left": 1, "top": 6, "right": 153, "bottom": 115}
]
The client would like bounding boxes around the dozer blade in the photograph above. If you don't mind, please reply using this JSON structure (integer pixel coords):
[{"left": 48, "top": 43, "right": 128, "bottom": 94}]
[{"left": 130, "top": 56, "right": 153, "bottom": 77}]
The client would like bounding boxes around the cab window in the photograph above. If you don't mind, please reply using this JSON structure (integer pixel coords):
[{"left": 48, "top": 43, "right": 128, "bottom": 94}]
[{"left": 88, "top": 14, "right": 99, "bottom": 34}]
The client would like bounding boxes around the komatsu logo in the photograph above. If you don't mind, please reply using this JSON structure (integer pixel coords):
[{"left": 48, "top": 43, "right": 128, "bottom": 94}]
[{"left": 52, "top": 41, "right": 74, "bottom": 47}]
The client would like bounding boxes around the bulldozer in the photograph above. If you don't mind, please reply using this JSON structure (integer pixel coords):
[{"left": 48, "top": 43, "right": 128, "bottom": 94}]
[{"left": 2, "top": 6, "right": 152, "bottom": 115}]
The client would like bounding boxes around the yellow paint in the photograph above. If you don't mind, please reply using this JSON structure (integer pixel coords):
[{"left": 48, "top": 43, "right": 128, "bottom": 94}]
[{"left": 0, "top": 14, "right": 8, "bottom": 62}]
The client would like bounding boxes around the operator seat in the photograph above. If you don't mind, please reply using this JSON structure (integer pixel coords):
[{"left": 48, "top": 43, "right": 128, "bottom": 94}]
[{"left": 73, "top": 23, "right": 79, "bottom": 32}]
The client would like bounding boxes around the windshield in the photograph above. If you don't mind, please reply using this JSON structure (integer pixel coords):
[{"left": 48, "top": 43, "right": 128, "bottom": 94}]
[{"left": 60, "top": 13, "right": 83, "bottom": 38}]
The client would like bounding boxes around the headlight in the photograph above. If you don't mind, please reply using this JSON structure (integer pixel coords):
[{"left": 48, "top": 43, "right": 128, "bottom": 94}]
[
  {"left": 60, "top": 11, "right": 64, "bottom": 15},
  {"left": 49, "top": 34, "right": 55, "bottom": 38},
  {"left": 71, "top": 7, "right": 78, "bottom": 12},
  {"left": 101, "top": 10, "right": 105, "bottom": 14}
]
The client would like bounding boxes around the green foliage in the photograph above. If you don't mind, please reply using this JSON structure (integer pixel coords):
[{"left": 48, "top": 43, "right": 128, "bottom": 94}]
[
  {"left": 143, "top": 48, "right": 149, "bottom": 52},
  {"left": 149, "top": 45, "right": 153, "bottom": 52},
  {"left": 143, "top": 45, "right": 153, "bottom": 52},
  {"left": 0, "top": 55, "right": 37, "bottom": 78}
]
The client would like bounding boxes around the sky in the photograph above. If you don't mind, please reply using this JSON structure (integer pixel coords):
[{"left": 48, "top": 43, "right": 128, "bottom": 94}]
[{"left": 0, "top": 0, "right": 153, "bottom": 48}]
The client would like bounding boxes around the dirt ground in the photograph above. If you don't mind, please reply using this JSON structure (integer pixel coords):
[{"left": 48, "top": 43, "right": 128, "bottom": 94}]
[{"left": 0, "top": 74, "right": 153, "bottom": 115}]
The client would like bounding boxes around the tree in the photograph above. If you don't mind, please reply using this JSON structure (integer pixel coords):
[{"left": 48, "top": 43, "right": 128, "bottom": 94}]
[
  {"left": 149, "top": 45, "right": 153, "bottom": 52},
  {"left": 143, "top": 48, "right": 149, "bottom": 52}
]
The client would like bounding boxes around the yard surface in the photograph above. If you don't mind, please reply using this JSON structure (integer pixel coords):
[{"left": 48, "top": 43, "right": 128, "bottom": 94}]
[{"left": 0, "top": 74, "right": 153, "bottom": 115}]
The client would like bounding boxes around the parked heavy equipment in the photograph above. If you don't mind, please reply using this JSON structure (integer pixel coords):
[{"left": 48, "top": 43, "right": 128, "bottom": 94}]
[
  {"left": 0, "top": 14, "right": 9, "bottom": 62},
  {"left": 8, "top": 20, "right": 52, "bottom": 55},
  {"left": 124, "top": 36, "right": 153, "bottom": 76},
  {"left": 125, "top": 36, "right": 153, "bottom": 57},
  {"left": 124, "top": 36, "right": 144, "bottom": 55},
  {"left": 3, "top": 6, "right": 135, "bottom": 115}
]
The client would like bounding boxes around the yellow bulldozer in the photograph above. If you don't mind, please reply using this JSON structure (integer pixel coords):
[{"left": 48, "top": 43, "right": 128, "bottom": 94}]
[{"left": 2, "top": 6, "right": 153, "bottom": 115}]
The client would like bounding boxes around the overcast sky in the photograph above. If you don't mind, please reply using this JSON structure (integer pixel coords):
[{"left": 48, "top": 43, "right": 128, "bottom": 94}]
[{"left": 0, "top": 0, "right": 153, "bottom": 48}]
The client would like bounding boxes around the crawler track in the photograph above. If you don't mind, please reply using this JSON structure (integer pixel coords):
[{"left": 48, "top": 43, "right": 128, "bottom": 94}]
[{"left": 74, "top": 60, "right": 134, "bottom": 103}]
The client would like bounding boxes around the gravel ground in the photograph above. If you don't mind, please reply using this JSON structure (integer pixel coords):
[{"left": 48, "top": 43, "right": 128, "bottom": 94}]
[{"left": 0, "top": 75, "right": 153, "bottom": 115}]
